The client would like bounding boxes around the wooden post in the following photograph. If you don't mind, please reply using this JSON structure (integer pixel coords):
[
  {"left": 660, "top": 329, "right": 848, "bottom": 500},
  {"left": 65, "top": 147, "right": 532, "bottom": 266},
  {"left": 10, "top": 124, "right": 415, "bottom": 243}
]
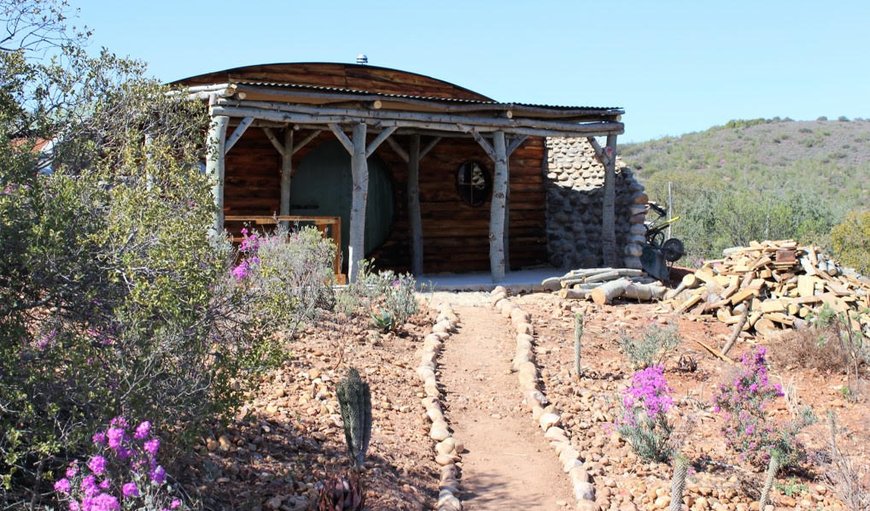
[
  {"left": 489, "top": 131, "right": 508, "bottom": 281},
  {"left": 601, "top": 134, "right": 618, "bottom": 267},
  {"left": 348, "top": 122, "right": 368, "bottom": 283},
  {"left": 279, "top": 129, "right": 293, "bottom": 225},
  {"left": 206, "top": 114, "right": 229, "bottom": 234},
  {"left": 408, "top": 135, "right": 423, "bottom": 276}
]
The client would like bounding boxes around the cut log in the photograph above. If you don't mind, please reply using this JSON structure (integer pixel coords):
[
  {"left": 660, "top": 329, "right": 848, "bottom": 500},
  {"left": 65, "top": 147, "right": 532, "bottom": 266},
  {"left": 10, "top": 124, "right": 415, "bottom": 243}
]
[
  {"left": 589, "top": 277, "right": 632, "bottom": 306},
  {"left": 559, "top": 288, "right": 592, "bottom": 300},
  {"left": 623, "top": 282, "right": 667, "bottom": 301}
]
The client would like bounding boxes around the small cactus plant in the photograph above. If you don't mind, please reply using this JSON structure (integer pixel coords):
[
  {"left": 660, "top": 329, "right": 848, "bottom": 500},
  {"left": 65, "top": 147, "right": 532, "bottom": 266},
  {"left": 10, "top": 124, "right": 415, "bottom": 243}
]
[
  {"left": 316, "top": 470, "right": 365, "bottom": 511},
  {"left": 669, "top": 453, "right": 689, "bottom": 511},
  {"left": 759, "top": 450, "right": 782, "bottom": 509},
  {"left": 574, "top": 311, "right": 584, "bottom": 378},
  {"left": 337, "top": 367, "right": 372, "bottom": 467}
]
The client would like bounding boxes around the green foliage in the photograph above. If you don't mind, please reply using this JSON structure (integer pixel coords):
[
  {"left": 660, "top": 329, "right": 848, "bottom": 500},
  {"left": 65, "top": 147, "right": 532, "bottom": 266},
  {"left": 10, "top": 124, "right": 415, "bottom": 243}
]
[
  {"left": 830, "top": 210, "right": 870, "bottom": 274},
  {"left": 619, "top": 324, "right": 681, "bottom": 369},
  {"left": 623, "top": 119, "right": 870, "bottom": 261},
  {"left": 337, "top": 262, "right": 419, "bottom": 332}
]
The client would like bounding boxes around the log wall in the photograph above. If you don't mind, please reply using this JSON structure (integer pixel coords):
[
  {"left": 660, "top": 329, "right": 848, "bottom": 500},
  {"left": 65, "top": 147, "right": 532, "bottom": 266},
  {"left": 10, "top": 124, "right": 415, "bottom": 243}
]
[{"left": 222, "top": 129, "right": 548, "bottom": 273}]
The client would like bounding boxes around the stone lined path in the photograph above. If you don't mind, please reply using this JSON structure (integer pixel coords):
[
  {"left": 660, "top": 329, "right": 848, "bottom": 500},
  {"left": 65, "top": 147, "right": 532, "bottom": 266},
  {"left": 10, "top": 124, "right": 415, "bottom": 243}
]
[{"left": 434, "top": 294, "right": 575, "bottom": 510}]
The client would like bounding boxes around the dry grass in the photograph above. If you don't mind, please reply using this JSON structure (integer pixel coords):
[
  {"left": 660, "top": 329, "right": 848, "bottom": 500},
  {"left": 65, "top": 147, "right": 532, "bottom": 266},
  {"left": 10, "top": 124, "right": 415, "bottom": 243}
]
[{"left": 770, "top": 327, "right": 852, "bottom": 373}]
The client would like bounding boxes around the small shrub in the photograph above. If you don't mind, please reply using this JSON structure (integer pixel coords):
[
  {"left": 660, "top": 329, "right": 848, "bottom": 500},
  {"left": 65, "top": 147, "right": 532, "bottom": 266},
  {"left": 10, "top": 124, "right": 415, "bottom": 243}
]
[
  {"left": 826, "top": 413, "right": 870, "bottom": 511},
  {"left": 617, "top": 365, "right": 674, "bottom": 462},
  {"left": 619, "top": 324, "right": 681, "bottom": 369},
  {"left": 830, "top": 210, "right": 870, "bottom": 275},
  {"left": 337, "top": 262, "right": 418, "bottom": 332},
  {"left": 712, "top": 347, "right": 815, "bottom": 468},
  {"left": 770, "top": 325, "right": 852, "bottom": 373},
  {"left": 54, "top": 417, "right": 190, "bottom": 511}
]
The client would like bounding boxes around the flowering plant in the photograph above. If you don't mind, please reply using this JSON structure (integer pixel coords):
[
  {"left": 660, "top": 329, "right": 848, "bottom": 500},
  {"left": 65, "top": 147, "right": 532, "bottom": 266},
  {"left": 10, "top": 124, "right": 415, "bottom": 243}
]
[
  {"left": 617, "top": 365, "right": 674, "bottom": 462},
  {"left": 231, "top": 227, "right": 261, "bottom": 280},
  {"left": 712, "top": 347, "right": 784, "bottom": 467},
  {"left": 54, "top": 417, "right": 188, "bottom": 511}
]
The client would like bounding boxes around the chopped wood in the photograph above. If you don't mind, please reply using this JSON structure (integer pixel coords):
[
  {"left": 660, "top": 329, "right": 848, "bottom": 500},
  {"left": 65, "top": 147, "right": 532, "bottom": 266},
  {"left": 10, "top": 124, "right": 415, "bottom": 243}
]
[{"left": 665, "top": 240, "right": 870, "bottom": 340}]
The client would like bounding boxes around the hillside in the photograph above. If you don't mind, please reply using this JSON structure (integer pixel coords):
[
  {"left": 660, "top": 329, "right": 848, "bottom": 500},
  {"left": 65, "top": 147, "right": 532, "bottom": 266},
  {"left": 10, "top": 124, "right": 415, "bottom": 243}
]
[{"left": 619, "top": 118, "right": 870, "bottom": 258}]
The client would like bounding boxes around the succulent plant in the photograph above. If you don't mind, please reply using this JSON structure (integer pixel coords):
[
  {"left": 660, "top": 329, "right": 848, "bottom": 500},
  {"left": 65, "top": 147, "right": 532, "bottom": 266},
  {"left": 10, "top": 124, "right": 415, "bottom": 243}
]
[
  {"left": 337, "top": 367, "right": 372, "bottom": 467},
  {"left": 316, "top": 470, "right": 364, "bottom": 511}
]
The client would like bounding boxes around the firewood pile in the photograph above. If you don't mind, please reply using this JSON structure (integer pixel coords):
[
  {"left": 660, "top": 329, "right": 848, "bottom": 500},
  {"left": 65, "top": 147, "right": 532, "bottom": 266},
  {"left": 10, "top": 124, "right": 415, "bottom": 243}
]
[
  {"left": 542, "top": 268, "right": 668, "bottom": 305},
  {"left": 665, "top": 240, "right": 869, "bottom": 338}
]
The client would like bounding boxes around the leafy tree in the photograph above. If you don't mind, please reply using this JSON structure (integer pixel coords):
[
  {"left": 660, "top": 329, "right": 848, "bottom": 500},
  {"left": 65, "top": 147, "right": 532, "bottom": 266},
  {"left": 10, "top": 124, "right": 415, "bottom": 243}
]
[{"left": 830, "top": 210, "right": 870, "bottom": 274}]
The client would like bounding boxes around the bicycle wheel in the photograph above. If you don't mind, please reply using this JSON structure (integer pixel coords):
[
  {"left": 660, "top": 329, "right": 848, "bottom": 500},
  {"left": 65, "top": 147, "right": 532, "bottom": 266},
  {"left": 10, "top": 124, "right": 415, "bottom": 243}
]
[{"left": 662, "top": 238, "right": 685, "bottom": 262}]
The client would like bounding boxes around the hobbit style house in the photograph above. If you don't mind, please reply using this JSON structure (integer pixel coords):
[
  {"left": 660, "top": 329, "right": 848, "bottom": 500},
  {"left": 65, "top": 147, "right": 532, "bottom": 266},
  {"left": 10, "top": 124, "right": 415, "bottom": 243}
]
[{"left": 175, "top": 63, "right": 647, "bottom": 282}]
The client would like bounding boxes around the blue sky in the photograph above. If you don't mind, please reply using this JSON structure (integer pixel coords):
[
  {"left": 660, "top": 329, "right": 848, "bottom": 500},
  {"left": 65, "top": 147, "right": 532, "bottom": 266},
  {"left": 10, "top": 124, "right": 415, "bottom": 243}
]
[{"left": 73, "top": 0, "right": 870, "bottom": 143}]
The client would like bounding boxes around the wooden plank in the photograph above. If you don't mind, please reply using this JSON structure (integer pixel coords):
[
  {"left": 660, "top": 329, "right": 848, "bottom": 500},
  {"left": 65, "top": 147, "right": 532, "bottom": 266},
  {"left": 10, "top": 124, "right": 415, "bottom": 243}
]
[{"left": 601, "top": 134, "right": 618, "bottom": 267}]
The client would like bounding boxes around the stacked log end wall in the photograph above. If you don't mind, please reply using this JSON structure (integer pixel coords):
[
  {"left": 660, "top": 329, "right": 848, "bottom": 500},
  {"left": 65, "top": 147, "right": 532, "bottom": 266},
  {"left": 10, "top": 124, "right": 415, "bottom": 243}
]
[{"left": 544, "top": 138, "right": 647, "bottom": 270}]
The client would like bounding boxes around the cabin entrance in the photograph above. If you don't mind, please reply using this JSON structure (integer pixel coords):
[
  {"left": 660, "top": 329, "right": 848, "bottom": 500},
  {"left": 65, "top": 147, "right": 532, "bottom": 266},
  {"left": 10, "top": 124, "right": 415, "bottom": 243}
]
[{"left": 290, "top": 140, "right": 394, "bottom": 271}]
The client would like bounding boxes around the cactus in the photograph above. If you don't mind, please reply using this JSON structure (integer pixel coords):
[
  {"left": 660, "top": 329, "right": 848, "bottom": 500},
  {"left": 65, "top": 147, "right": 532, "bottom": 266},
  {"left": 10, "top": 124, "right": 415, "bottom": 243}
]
[
  {"left": 317, "top": 470, "right": 365, "bottom": 511},
  {"left": 574, "top": 311, "right": 584, "bottom": 378},
  {"left": 759, "top": 450, "right": 782, "bottom": 509},
  {"left": 669, "top": 453, "right": 689, "bottom": 511},
  {"left": 337, "top": 367, "right": 372, "bottom": 467}
]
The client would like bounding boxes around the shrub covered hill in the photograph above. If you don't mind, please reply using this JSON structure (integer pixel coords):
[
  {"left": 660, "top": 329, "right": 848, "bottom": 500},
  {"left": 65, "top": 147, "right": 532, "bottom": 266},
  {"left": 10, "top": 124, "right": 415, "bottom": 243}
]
[{"left": 620, "top": 118, "right": 870, "bottom": 263}]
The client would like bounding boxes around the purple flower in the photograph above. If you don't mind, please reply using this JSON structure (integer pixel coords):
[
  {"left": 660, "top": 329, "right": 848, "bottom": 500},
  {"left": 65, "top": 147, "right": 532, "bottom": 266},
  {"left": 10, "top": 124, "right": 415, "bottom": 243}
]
[
  {"left": 107, "top": 427, "right": 125, "bottom": 450},
  {"left": 170, "top": 499, "right": 181, "bottom": 509},
  {"left": 87, "top": 455, "right": 107, "bottom": 476},
  {"left": 144, "top": 438, "right": 160, "bottom": 457},
  {"left": 99, "top": 479, "right": 110, "bottom": 490},
  {"left": 82, "top": 493, "right": 120, "bottom": 511},
  {"left": 150, "top": 465, "right": 166, "bottom": 484},
  {"left": 109, "top": 416, "right": 128, "bottom": 429},
  {"left": 231, "top": 260, "right": 250, "bottom": 280},
  {"left": 66, "top": 462, "right": 79, "bottom": 478},
  {"left": 134, "top": 421, "right": 151, "bottom": 440},
  {"left": 54, "top": 477, "right": 71, "bottom": 494},
  {"left": 92, "top": 431, "right": 107, "bottom": 446},
  {"left": 81, "top": 475, "right": 99, "bottom": 497},
  {"left": 121, "top": 482, "right": 139, "bottom": 498},
  {"left": 69, "top": 501, "right": 81, "bottom": 511}
]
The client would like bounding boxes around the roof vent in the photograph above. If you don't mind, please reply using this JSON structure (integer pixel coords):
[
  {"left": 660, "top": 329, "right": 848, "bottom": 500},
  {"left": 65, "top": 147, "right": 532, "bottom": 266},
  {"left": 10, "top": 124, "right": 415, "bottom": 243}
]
[{"left": 356, "top": 53, "right": 368, "bottom": 65}]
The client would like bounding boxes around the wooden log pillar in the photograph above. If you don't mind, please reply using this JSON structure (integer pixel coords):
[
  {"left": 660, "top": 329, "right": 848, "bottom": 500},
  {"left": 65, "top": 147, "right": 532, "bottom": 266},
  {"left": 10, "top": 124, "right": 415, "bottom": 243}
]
[
  {"left": 348, "top": 122, "right": 368, "bottom": 283},
  {"left": 489, "top": 131, "right": 509, "bottom": 282},
  {"left": 601, "top": 133, "right": 618, "bottom": 267},
  {"left": 279, "top": 129, "right": 294, "bottom": 227},
  {"left": 408, "top": 135, "right": 424, "bottom": 276},
  {"left": 205, "top": 114, "right": 229, "bottom": 234}
]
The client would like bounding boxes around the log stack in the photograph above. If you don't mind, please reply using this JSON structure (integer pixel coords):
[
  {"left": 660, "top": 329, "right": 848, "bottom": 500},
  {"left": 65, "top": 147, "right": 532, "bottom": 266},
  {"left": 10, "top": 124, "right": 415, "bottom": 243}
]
[
  {"left": 665, "top": 240, "right": 869, "bottom": 338},
  {"left": 542, "top": 267, "right": 668, "bottom": 305}
]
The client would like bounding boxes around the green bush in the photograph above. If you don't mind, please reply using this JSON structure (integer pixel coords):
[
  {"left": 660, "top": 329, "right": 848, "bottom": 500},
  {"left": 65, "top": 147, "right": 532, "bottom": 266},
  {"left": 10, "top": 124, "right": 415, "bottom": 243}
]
[
  {"left": 336, "top": 262, "right": 419, "bottom": 332},
  {"left": 618, "top": 325, "right": 681, "bottom": 369},
  {"left": 830, "top": 210, "right": 870, "bottom": 274}
]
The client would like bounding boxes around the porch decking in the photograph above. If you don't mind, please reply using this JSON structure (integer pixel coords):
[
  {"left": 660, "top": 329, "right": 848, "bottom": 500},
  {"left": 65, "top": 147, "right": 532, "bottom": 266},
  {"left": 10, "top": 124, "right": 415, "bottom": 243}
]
[{"left": 418, "top": 267, "right": 565, "bottom": 293}]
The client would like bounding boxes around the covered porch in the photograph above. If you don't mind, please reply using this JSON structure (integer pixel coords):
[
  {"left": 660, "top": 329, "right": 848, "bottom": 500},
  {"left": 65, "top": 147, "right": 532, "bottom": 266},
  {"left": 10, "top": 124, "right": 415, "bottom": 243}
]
[{"left": 183, "top": 65, "right": 624, "bottom": 283}]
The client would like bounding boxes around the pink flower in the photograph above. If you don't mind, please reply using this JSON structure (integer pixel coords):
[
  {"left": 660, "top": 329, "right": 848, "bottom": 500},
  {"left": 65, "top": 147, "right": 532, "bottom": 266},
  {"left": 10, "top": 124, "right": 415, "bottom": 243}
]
[
  {"left": 121, "top": 482, "right": 139, "bottom": 498},
  {"left": 144, "top": 438, "right": 160, "bottom": 457},
  {"left": 66, "top": 462, "right": 79, "bottom": 478},
  {"left": 150, "top": 465, "right": 166, "bottom": 484},
  {"left": 170, "top": 499, "right": 181, "bottom": 509},
  {"left": 107, "top": 427, "right": 125, "bottom": 450},
  {"left": 54, "top": 478, "right": 71, "bottom": 494},
  {"left": 134, "top": 421, "right": 151, "bottom": 440},
  {"left": 92, "top": 431, "right": 106, "bottom": 446},
  {"left": 87, "top": 455, "right": 107, "bottom": 476}
]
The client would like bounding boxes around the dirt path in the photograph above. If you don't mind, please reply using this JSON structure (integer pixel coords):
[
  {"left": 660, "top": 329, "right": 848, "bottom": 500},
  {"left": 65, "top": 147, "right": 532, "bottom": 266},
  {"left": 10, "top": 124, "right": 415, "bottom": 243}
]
[{"left": 435, "top": 295, "right": 575, "bottom": 510}]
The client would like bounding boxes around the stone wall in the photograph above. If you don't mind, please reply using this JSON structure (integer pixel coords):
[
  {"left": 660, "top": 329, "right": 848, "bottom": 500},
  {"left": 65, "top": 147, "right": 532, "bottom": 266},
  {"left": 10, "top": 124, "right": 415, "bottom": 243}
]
[{"left": 544, "top": 137, "right": 648, "bottom": 269}]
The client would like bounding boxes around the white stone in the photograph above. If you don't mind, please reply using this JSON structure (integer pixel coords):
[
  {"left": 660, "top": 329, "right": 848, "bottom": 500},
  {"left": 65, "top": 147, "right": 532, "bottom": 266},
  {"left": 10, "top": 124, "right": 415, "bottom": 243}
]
[
  {"left": 430, "top": 422, "right": 450, "bottom": 441},
  {"left": 539, "top": 412, "right": 561, "bottom": 430},
  {"left": 573, "top": 481, "right": 596, "bottom": 501}
]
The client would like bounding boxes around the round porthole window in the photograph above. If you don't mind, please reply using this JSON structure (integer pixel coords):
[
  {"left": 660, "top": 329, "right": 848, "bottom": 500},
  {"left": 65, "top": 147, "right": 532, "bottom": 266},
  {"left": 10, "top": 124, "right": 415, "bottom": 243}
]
[{"left": 456, "top": 160, "right": 491, "bottom": 207}]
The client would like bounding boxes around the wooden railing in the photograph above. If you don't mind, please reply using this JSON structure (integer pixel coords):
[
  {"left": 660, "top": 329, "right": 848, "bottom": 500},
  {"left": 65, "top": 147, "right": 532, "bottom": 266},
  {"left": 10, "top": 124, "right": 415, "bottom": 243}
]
[{"left": 224, "top": 215, "right": 344, "bottom": 284}]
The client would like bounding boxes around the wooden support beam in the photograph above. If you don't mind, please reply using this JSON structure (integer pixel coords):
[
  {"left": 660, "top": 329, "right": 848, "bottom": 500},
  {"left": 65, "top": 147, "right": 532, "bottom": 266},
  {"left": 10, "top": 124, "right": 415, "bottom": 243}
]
[
  {"left": 586, "top": 136, "right": 611, "bottom": 166},
  {"left": 408, "top": 135, "right": 423, "bottom": 276},
  {"left": 291, "top": 129, "right": 322, "bottom": 155},
  {"left": 506, "top": 135, "right": 528, "bottom": 156},
  {"left": 365, "top": 126, "right": 397, "bottom": 158},
  {"left": 329, "top": 123, "right": 354, "bottom": 154},
  {"left": 348, "top": 123, "right": 368, "bottom": 283},
  {"left": 420, "top": 136, "right": 442, "bottom": 159},
  {"left": 224, "top": 116, "right": 254, "bottom": 155},
  {"left": 489, "top": 131, "right": 508, "bottom": 282},
  {"left": 262, "top": 127, "right": 285, "bottom": 157},
  {"left": 279, "top": 129, "right": 293, "bottom": 218},
  {"left": 601, "top": 134, "right": 618, "bottom": 267},
  {"left": 205, "top": 115, "right": 229, "bottom": 234},
  {"left": 468, "top": 128, "right": 497, "bottom": 161},
  {"left": 385, "top": 137, "right": 410, "bottom": 163}
]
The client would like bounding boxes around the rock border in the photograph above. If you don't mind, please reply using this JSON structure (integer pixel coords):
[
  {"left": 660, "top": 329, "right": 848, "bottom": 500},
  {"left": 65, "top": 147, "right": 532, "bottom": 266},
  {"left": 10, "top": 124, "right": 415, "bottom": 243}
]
[
  {"left": 416, "top": 303, "right": 463, "bottom": 511},
  {"left": 490, "top": 286, "right": 598, "bottom": 511}
]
